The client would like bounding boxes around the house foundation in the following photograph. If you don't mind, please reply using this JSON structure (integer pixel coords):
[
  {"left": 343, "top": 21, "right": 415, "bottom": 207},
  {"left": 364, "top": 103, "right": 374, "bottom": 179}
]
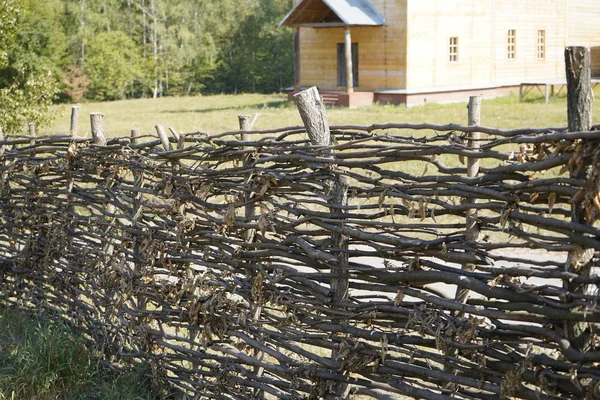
[{"left": 288, "top": 85, "right": 522, "bottom": 108}]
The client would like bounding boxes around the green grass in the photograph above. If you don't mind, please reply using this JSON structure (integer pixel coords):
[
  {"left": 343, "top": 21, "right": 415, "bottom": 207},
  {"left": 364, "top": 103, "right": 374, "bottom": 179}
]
[
  {"left": 0, "top": 306, "right": 164, "bottom": 400},
  {"left": 40, "top": 89, "right": 600, "bottom": 138}
]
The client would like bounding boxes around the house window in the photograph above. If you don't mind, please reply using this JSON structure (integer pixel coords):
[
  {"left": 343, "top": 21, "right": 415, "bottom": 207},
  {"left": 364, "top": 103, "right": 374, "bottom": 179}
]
[
  {"left": 507, "top": 29, "right": 516, "bottom": 60},
  {"left": 449, "top": 37, "right": 458, "bottom": 62},
  {"left": 537, "top": 30, "right": 546, "bottom": 60},
  {"left": 337, "top": 43, "right": 359, "bottom": 87}
]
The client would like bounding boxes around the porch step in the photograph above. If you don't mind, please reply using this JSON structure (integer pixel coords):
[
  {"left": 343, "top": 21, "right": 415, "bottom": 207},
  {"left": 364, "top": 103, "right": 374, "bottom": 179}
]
[{"left": 320, "top": 92, "right": 340, "bottom": 106}]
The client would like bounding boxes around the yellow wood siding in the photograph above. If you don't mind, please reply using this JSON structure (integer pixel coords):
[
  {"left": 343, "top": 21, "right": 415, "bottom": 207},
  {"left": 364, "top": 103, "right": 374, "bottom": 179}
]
[
  {"left": 567, "top": 1, "right": 600, "bottom": 47},
  {"left": 405, "top": 0, "right": 569, "bottom": 90},
  {"left": 294, "top": 0, "right": 600, "bottom": 93},
  {"left": 298, "top": 0, "right": 407, "bottom": 91},
  {"left": 490, "top": 1, "right": 567, "bottom": 84},
  {"left": 406, "top": 0, "right": 493, "bottom": 90}
]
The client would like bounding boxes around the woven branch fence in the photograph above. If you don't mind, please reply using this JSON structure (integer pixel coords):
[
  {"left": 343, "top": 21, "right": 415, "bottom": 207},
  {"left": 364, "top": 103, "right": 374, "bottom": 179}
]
[{"left": 1, "top": 52, "right": 600, "bottom": 399}]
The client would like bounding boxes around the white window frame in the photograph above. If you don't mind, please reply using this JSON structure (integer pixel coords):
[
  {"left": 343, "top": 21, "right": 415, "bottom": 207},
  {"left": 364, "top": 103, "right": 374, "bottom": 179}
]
[
  {"left": 507, "top": 29, "right": 516, "bottom": 60},
  {"left": 537, "top": 30, "right": 546, "bottom": 60},
  {"left": 449, "top": 37, "right": 458, "bottom": 63}
]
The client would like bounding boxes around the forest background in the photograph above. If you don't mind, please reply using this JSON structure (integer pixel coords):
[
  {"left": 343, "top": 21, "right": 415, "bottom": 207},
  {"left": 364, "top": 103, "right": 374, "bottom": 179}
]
[{"left": 0, "top": 0, "right": 294, "bottom": 132}]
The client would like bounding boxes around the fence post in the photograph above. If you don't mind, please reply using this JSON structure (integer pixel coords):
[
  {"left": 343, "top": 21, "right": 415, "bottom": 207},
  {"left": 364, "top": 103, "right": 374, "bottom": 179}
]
[
  {"left": 70, "top": 106, "right": 81, "bottom": 138},
  {"left": 66, "top": 117, "right": 78, "bottom": 212},
  {"left": 28, "top": 123, "right": 36, "bottom": 136},
  {"left": 295, "top": 87, "right": 349, "bottom": 302},
  {"left": 0, "top": 124, "right": 5, "bottom": 157},
  {"left": 90, "top": 112, "right": 107, "bottom": 146},
  {"left": 565, "top": 46, "right": 595, "bottom": 351},
  {"left": 130, "top": 128, "right": 144, "bottom": 220},
  {"left": 466, "top": 96, "right": 481, "bottom": 242},
  {"left": 155, "top": 124, "right": 172, "bottom": 151},
  {"left": 130, "top": 128, "right": 147, "bottom": 326},
  {"left": 566, "top": 47, "right": 592, "bottom": 133},
  {"left": 239, "top": 114, "right": 257, "bottom": 244},
  {"left": 455, "top": 96, "right": 481, "bottom": 309},
  {"left": 0, "top": 124, "right": 5, "bottom": 193},
  {"left": 238, "top": 114, "right": 264, "bottom": 399},
  {"left": 295, "top": 86, "right": 349, "bottom": 397}
]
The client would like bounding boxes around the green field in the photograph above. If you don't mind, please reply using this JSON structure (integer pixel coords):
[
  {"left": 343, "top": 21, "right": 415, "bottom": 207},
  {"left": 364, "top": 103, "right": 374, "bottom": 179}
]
[
  {"left": 0, "top": 306, "right": 164, "bottom": 400},
  {"left": 40, "top": 90, "right": 600, "bottom": 138}
]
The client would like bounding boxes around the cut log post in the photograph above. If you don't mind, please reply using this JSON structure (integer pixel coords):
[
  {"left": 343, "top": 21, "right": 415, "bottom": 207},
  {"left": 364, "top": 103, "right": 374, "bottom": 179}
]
[
  {"left": 294, "top": 86, "right": 350, "bottom": 397},
  {"left": 168, "top": 126, "right": 180, "bottom": 141},
  {"left": 90, "top": 113, "right": 116, "bottom": 264},
  {"left": 295, "top": 87, "right": 332, "bottom": 149},
  {"left": 130, "top": 128, "right": 142, "bottom": 144},
  {"left": 28, "top": 123, "right": 36, "bottom": 136},
  {"left": 239, "top": 113, "right": 263, "bottom": 399},
  {"left": 455, "top": 95, "right": 482, "bottom": 309},
  {"left": 65, "top": 115, "right": 79, "bottom": 211},
  {"left": 330, "top": 175, "right": 349, "bottom": 304},
  {"left": 446, "top": 96, "right": 482, "bottom": 387},
  {"left": 70, "top": 106, "right": 81, "bottom": 138},
  {"left": 130, "top": 128, "right": 147, "bottom": 325},
  {"left": 0, "top": 124, "right": 6, "bottom": 195},
  {"left": 155, "top": 124, "right": 172, "bottom": 151},
  {"left": 466, "top": 96, "right": 482, "bottom": 243},
  {"left": 239, "top": 114, "right": 257, "bottom": 245},
  {"left": 130, "top": 128, "right": 144, "bottom": 221},
  {"left": 566, "top": 47, "right": 593, "bottom": 133},
  {"left": 90, "top": 112, "right": 107, "bottom": 146},
  {"left": 564, "top": 46, "right": 595, "bottom": 351},
  {"left": 295, "top": 87, "right": 349, "bottom": 302},
  {"left": 0, "top": 124, "right": 5, "bottom": 157}
]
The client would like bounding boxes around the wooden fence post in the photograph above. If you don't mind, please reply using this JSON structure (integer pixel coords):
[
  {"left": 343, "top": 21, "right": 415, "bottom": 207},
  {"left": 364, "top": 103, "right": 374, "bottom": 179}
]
[
  {"left": 155, "top": 124, "right": 172, "bottom": 151},
  {"left": 90, "top": 112, "right": 107, "bottom": 146},
  {"left": 566, "top": 47, "right": 592, "bottom": 133},
  {"left": 445, "top": 96, "right": 482, "bottom": 385},
  {"left": 130, "top": 129, "right": 144, "bottom": 220},
  {"left": 565, "top": 46, "right": 595, "bottom": 351},
  {"left": 0, "top": 123, "right": 5, "bottom": 193},
  {"left": 295, "top": 87, "right": 349, "bottom": 303},
  {"left": 238, "top": 114, "right": 264, "bottom": 399},
  {"left": 295, "top": 86, "right": 349, "bottom": 397},
  {"left": 66, "top": 118, "right": 78, "bottom": 212},
  {"left": 70, "top": 106, "right": 81, "bottom": 138},
  {"left": 466, "top": 95, "right": 481, "bottom": 242},
  {"left": 239, "top": 114, "right": 256, "bottom": 244},
  {"left": 130, "top": 128, "right": 147, "bottom": 324},
  {"left": 455, "top": 96, "right": 482, "bottom": 309},
  {"left": 28, "top": 123, "right": 36, "bottom": 136},
  {"left": 0, "top": 124, "right": 5, "bottom": 157}
]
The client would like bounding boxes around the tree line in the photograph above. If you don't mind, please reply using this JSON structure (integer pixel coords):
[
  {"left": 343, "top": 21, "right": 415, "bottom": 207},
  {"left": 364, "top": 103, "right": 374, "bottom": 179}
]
[{"left": 0, "top": 0, "right": 294, "bottom": 132}]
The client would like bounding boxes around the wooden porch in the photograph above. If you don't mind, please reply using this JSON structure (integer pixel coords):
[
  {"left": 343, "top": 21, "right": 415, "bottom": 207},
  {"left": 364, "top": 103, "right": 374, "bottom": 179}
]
[
  {"left": 287, "top": 88, "right": 375, "bottom": 107},
  {"left": 519, "top": 77, "right": 600, "bottom": 103}
]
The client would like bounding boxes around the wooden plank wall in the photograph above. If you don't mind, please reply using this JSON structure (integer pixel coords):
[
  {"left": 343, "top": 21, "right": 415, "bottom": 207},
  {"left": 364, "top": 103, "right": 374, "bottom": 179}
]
[
  {"left": 567, "top": 0, "right": 600, "bottom": 48},
  {"left": 405, "top": 0, "right": 569, "bottom": 91},
  {"left": 296, "top": 0, "right": 600, "bottom": 93},
  {"left": 299, "top": 0, "right": 407, "bottom": 91}
]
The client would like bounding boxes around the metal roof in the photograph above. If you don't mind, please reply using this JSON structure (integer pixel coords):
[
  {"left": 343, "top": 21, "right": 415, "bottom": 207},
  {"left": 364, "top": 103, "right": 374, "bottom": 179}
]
[{"left": 280, "top": 0, "right": 385, "bottom": 28}]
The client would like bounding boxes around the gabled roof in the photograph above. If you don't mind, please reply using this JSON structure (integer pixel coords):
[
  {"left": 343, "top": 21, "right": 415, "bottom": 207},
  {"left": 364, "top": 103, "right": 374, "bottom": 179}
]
[{"left": 280, "top": 0, "right": 385, "bottom": 28}]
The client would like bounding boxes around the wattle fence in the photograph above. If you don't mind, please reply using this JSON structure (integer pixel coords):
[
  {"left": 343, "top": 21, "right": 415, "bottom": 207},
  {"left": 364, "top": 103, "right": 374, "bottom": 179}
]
[{"left": 1, "top": 85, "right": 600, "bottom": 398}]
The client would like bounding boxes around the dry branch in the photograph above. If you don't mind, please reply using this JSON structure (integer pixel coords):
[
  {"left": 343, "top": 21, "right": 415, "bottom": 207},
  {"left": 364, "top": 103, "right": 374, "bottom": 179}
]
[{"left": 0, "top": 114, "right": 598, "bottom": 399}]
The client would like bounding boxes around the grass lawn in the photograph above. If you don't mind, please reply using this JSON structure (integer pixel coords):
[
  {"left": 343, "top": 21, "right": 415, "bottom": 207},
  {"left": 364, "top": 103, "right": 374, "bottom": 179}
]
[
  {"left": 0, "top": 306, "right": 164, "bottom": 400},
  {"left": 40, "top": 90, "right": 600, "bottom": 138}
]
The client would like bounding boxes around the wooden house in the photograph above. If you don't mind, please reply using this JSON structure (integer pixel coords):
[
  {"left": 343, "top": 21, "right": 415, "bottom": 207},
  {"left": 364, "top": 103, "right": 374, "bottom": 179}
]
[{"left": 281, "top": 0, "right": 600, "bottom": 107}]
